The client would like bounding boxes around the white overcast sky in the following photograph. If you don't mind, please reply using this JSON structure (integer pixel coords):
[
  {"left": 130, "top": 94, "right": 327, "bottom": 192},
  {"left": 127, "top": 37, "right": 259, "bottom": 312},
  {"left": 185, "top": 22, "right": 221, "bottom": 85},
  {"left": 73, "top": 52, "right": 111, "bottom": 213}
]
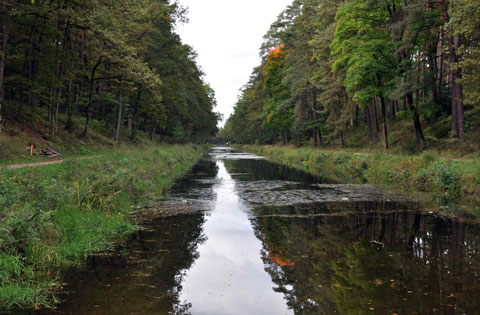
[{"left": 176, "top": 0, "right": 293, "bottom": 127}]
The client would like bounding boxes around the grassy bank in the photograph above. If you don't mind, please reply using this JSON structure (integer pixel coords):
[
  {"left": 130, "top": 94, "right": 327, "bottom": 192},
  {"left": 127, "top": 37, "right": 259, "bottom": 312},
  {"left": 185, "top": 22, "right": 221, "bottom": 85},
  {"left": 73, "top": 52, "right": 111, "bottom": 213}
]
[
  {"left": 0, "top": 107, "right": 174, "bottom": 165},
  {"left": 241, "top": 145, "right": 480, "bottom": 203},
  {"left": 0, "top": 144, "right": 205, "bottom": 310}
]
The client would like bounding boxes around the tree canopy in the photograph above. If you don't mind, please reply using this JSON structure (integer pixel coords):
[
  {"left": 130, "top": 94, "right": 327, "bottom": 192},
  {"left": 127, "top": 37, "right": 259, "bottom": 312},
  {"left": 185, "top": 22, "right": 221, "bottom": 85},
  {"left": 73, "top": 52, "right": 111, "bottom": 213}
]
[
  {"left": 0, "top": 0, "right": 219, "bottom": 143},
  {"left": 221, "top": 0, "right": 480, "bottom": 151}
]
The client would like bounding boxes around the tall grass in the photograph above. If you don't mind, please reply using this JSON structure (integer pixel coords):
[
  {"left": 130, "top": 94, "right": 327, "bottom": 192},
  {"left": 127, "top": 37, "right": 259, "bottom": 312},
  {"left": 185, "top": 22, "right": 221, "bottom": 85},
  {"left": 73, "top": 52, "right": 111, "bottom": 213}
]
[{"left": 0, "top": 144, "right": 204, "bottom": 310}]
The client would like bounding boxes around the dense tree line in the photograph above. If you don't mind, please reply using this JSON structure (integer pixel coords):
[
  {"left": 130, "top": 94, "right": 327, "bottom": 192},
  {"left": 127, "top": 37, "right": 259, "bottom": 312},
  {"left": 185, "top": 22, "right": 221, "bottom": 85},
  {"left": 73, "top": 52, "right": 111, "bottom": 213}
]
[
  {"left": 222, "top": 0, "right": 480, "bottom": 151},
  {"left": 0, "top": 0, "right": 219, "bottom": 143}
]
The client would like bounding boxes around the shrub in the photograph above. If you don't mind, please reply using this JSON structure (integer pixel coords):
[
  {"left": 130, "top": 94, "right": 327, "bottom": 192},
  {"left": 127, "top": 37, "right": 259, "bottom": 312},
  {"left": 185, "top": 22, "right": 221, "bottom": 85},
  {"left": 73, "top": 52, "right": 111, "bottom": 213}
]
[{"left": 433, "top": 161, "right": 459, "bottom": 200}]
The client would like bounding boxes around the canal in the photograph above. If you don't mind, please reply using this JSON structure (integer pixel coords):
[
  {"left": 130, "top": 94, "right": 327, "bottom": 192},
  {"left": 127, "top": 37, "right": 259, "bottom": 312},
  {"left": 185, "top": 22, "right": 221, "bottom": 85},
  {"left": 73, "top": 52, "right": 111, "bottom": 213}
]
[{"left": 52, "top": 147, "right": 480, "bottom": 314}]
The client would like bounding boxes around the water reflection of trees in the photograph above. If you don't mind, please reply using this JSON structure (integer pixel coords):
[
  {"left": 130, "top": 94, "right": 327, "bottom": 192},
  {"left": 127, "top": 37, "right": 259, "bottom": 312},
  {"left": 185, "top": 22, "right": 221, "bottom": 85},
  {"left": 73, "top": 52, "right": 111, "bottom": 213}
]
[
  {"left": 223, "top": 159, "right": 331, "bottom": 185},
  {"left": 132, "top": 214, "right": 207, "bottom": 314},
  {"left": 170, "top": 157, "right": 219, "bottom": 193},
  {"left": 54, "top": 214, "right": 207, "bottom": 314},
  {"left": 250, "top": 201, "right": 480, "bottom": 314},
  {"left": 54, "top": 158, "right": 219, "bottom": 314}
]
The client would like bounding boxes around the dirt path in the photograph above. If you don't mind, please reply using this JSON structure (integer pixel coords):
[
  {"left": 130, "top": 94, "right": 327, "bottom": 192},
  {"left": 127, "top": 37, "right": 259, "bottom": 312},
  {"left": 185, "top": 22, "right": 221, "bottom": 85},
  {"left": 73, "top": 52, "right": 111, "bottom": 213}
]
[{"left": 3, "top": 156, "right": 99, "bottom": 170}]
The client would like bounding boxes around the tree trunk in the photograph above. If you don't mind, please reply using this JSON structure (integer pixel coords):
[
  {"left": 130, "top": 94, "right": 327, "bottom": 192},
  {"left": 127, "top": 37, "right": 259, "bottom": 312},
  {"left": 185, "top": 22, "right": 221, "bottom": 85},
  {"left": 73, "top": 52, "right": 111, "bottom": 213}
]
[
  {"left": 283, "top": 129, "right": 288, "bottom": 145},
  {"left": 65, "top": 79, "right": 73, "bottom": 132},
  {"left": 318, "top": 126, "right": 323, "bottom": 147},
  {"left": 130, "top": 87, "right": 141, "bottom": 139},
  {"left": 365, "top": 106, "right": 373, "bottom": 140},
  {"left": 0, "top": 0, "right": 13, "bottom": 133},
  {"left": 428, "top": 49, "right": 440, "bottom": 105},
  {"left": 372, "top": 98, "right": 380, "bottom": 132},
  {"left": 29, "top": 19, "right": 46, "bottom": 122},
  {"left": 453, "top": 35, "right": 465, "bottom": 139},
  {"left": 54, "top": 25, "right": 68, "bottom": 136},
  {"left": 51, "top": 62, "right": 65, "bottom": 136},
  {"left": 354, "top": 105, "right": 359, "bottom": 127},
  {"left": 390, "top": 101, "right": 396, "bottom": 120},
  {"left": 50, "top": 20, "right": 60, "bottom": 136},
  {"left": 451, "top": 219, "right": 465, "bottom": 311},
  {"left": 311, "top": 88, "right": 318, "bottom": 146},
  {"left": 449, "top": 39, "right": 459, "bottom": 138},
  {"left": 82, "top": 57, "right": 103, "bottom": 137},
  {"left": 437, "top": 26, "right": 444, "bottom": 100},
  {"left": 96, "top": 80, "right": 103, "bottom": 122},
  {"left": 439, "top": 0, "right": 464, "bottom": 139},
  {"left": 127, "top": 103, "right": 132, "bottom": 132},
  {"left": 54, "top": 84, "right": 62, "bottom": 135},
  {"left": 339, "top": 130, "right": 345, "bottom": 147},
  {"left": 407, "top": 93, "right": 425, "bottom": 150},
  {"left": 115, "top": 85, "right": 123, "bottom": 142},
  {"left": 379, "top": 96, "right": 389, "bottom": 150},
  {"left": 150, "top": 125, "right": 156, "bottom": 140}
]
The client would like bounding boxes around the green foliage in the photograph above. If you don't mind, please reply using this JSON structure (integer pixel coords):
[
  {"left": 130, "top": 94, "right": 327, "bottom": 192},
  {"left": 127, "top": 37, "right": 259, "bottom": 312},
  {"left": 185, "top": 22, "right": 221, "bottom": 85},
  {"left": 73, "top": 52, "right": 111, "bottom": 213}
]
[
  {"left": 451, "top": 0, "right": 480, "bottom": 107},
  {"left": 332, "top": 241, "right": 398, "bottom": 314},
  {"left": 433, "top": 161, "right": 459, "bottom": 200},
  {"left": 4, "top": 0, "right": 218, "bottom": 145},
  {"left": 223, "top": 0, "right": 480, "bottom": 151},
  {"left": 331, "top": 0, "right": 396, "bottom": 105}
]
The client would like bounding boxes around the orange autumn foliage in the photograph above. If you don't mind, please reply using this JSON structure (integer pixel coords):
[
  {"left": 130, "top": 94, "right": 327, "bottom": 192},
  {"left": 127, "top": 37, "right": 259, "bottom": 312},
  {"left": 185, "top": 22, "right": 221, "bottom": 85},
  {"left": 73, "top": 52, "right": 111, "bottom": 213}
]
[
  {"left": 269, "top": 252, "right": 294, "bottom": 267},
  {"left": 267, "top": 44, "right": 286, "bottom": 60},
  {"left": 264, "top": 44, "right": 288, "bottom": 75}
]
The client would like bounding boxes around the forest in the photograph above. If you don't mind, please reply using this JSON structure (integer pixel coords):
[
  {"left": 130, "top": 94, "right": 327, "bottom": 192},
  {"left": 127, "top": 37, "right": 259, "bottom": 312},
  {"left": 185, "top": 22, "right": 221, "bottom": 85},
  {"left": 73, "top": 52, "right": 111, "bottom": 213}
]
[
  {"left": 0, "top": 0, "right": 219, "bottom": 144},
  {"left": 221, "top": 0, "right": 480, "bottom": 153}
]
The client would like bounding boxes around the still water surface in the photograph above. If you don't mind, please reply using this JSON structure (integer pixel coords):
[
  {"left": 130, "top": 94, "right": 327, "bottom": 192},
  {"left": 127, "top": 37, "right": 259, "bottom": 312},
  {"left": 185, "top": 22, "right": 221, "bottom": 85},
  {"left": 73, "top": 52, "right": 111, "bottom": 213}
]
[{"left": 53, "top": 147, "right": 480, "bottom": 314}]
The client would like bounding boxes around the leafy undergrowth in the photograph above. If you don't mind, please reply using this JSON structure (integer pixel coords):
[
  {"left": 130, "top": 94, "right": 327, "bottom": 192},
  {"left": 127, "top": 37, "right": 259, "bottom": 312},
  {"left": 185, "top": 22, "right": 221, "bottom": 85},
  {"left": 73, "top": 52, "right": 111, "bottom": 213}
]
[
  {"left": 0, "top": 144, "right": 205, "bottom": 310},
  {"left": 241, "top": 145, "right": 480, "bottom": 205}
]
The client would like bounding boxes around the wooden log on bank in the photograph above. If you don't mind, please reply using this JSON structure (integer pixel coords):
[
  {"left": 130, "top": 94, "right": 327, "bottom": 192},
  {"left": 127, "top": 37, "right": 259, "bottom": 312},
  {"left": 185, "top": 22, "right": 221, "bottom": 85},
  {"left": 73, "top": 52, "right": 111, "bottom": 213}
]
[{"left": 38, "top": 147, "right": 62, "bottom": 159}]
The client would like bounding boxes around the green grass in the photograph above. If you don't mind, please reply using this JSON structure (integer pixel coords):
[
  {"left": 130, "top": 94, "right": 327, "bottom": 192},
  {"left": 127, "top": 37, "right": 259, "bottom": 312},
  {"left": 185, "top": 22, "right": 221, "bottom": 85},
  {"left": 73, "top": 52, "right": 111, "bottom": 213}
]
[
  {"left": 241, "top": 145, "right": 480, "bottom": 204},
  {"left": 0, "top": 144, "right": 205, "bottom": 310}
]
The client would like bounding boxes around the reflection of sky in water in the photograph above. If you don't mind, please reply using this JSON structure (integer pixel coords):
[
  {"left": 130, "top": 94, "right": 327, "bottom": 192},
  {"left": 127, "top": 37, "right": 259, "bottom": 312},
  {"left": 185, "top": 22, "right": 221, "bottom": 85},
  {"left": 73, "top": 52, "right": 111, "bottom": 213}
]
[
  {"left": 48, "top": 147, "right": 480, "bottom": 314},
  {"left": 179, "top": 161, "right": 292, "bottom": 315}
]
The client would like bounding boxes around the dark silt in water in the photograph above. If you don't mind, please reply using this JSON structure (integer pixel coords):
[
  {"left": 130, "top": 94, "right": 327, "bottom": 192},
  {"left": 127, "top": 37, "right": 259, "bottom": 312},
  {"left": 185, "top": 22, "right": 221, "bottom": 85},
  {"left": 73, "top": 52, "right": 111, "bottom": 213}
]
[{"left": 49, "top": 147, "right": 480, "bottom": 314}]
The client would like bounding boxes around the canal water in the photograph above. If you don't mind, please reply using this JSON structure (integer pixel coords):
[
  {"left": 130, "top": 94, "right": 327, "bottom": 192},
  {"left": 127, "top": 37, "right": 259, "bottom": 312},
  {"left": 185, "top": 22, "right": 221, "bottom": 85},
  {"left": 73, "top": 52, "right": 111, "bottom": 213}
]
[{"left": 52, "top": 147, "right": 480, "bottom": 314}]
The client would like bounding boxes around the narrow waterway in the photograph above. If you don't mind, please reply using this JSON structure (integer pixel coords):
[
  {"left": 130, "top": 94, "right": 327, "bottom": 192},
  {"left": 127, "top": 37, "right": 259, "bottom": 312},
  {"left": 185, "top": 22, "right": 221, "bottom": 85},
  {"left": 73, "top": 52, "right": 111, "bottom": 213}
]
[{"left": 51, "top": 147, "right": 480, "bottom": 314}]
